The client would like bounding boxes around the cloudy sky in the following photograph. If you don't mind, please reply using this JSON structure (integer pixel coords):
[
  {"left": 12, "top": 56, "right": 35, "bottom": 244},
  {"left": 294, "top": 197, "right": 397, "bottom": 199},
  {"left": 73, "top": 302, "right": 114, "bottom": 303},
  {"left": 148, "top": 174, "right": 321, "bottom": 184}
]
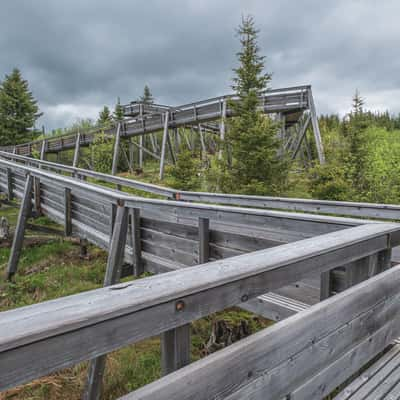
[{"left": 1, "top": 0, "right": 399, "bottom": 130}]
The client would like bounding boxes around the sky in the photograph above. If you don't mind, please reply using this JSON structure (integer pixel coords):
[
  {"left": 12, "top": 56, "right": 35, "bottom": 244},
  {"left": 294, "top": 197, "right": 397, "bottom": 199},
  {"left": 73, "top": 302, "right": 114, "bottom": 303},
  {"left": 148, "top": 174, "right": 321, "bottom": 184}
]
[{"left": 1, "top": 0, "right": 399, "bottom": 131}]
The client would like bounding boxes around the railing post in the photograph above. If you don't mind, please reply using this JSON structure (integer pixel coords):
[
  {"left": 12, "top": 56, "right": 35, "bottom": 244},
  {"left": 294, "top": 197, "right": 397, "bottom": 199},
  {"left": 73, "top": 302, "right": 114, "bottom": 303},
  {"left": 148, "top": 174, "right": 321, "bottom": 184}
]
[
  {"left": 64, "top": 188, "right": 72, "bottom": 236},
  {"left": 199, "top": 217, "right": 210, "bottom": 264},
  {"left": 6, "top": 168, "right": 13, "bottom": 201},
  {"left": 218, "top": 99, "right": 226, "bottom": 160},
  {"left": 33, "top": 177, "right": 41, "bottom": 216},
  {"left": 6, "top": 174, "right": 33, "bottom": 280},
  {"left": 72, "top": 132, "right": 81, "bottom": 169},
  {"left": 130, "top": 208, "right": 142, "bottom": 276},
  {"left": 83, "top": 201, "right": 129, "bottom": 400}
]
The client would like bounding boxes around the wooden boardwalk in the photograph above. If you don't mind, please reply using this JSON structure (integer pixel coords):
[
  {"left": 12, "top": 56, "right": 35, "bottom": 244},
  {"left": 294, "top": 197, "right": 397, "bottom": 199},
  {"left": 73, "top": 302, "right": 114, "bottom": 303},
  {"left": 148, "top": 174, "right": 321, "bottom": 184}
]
[{"left": 1, "top": 154, "right": 400, "bottom": 398}]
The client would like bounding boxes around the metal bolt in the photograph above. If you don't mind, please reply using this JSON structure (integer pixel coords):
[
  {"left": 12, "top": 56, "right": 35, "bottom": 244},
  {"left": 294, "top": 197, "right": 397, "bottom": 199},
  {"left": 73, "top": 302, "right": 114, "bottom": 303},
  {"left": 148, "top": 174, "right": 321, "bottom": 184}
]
[
  {"left": 241, "top": 294, "right": 249, "bottom": 302},
  {"left": 175, "top": 300, "right": 185, "bottom": 311}
]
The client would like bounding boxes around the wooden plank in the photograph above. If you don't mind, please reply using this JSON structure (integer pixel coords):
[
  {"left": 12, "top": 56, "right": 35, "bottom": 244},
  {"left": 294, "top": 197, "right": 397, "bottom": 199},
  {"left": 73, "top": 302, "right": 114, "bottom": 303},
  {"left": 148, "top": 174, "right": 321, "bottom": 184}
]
[
  {"left": 159, "top": 112, "right": 169, "bottom": 180},
  {"left": 111, "top": 123, "right": 121, "bottom": 176},
  {"left": 124, "top": 265, "right": 400, "bottom": 400},
  {"left": 6, "top": 174, "right": 33, "bottom": 280},
  {"left": 333, "top": 345, "right": 400, "bottom": 399},
  {"left": 33, "top": 177, "right": 41, "bottom": 216},
  {"left": 6, "top": 167, "right": 13, "bottom": 200}
]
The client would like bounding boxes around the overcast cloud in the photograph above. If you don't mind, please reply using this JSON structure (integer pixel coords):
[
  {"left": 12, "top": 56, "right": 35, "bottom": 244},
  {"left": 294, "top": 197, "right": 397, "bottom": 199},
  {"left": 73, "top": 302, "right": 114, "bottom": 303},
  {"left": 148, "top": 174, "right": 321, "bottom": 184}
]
[{"left": 0, "top": 0, "right": 399, "bottom": 130}]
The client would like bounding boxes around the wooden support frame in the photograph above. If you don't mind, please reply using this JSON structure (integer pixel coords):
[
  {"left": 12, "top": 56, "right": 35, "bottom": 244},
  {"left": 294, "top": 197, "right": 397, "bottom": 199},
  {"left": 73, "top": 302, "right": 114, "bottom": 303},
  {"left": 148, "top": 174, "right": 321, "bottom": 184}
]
[
  {"left": 218, "top": 99, "right": 226, "bottom": 160},
  {"left": 84, "top": 202, "right": 129, "bottom": 400},
  {"left": 159, "top": 111, "right": 170, "bottom": 180},
  {"left": 39, "top": 139, "right": 46, "bottom": 163},
  {"left": 72, "top": 132, "right": 81, "bottom": 168},
  {"left": 33, "top": 177, "right": 41, "bottom": 216},
  {"left": 139, "top": 135, "right": 144, "bottom": 169},
  {"left": 6, "top": 174, "right": 33, "bottom": 280},
  {"left": 308, "top": 88, "right": 325, "bottom": 164},
  {"left": 111, "top": 123, "right": 121, "bottom": 176},
  {"left": 198, "top": 217, "right": 210, "bottom": 264}
]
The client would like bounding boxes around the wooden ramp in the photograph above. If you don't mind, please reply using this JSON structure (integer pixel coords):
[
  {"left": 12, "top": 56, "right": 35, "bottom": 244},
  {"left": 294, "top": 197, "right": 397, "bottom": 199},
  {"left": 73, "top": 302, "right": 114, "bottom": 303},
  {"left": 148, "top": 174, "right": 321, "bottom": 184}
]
[{"left": 335, "top": 343, "right": 400, "bottom": 400}]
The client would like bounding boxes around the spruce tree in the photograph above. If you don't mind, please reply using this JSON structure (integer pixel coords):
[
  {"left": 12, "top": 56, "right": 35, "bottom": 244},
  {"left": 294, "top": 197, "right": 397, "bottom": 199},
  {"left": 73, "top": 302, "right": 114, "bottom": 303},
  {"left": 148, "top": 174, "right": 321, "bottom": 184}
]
[
  {"left": 352, "top": 89, "right": 364, "bottom": 115},
  {"left": 0, "top": 68, "right": 42, "bottom": 145},
  {"left": 140, "top": 85, "right": 154, "bottom": 104},
  {"left": 98, "top": 105, "right": 112, "bottom": 127},
  {"left": 223, "top": 15, "right": 288, "bottom": 195},
  {"left": 113, "top": 97, "right": 124, "bottom": 122}
]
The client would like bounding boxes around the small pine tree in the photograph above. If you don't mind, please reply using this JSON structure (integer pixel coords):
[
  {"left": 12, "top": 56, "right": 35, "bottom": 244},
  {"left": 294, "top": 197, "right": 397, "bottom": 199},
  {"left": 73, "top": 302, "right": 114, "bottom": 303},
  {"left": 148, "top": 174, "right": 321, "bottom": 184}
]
[
  {"left": 170, "top": 148, "right": 199, "bottom": 190},
  {"left": 352, "top": 89, "right": 364, "bottom": 115},
  {"left": 221, "top": 15, "right": 288, "bottom": 195},
  {"left": 0, "top": 68, "right": 42, "bottom": 145},
  {"left": 98, "top": 106, "right": 112, "bottom": 127},
  {"left": 113, "top": 97, "right": 124, "bottom": 122},
  {"left": 140, "top": 85, "right": 154, "bottom": 104}
]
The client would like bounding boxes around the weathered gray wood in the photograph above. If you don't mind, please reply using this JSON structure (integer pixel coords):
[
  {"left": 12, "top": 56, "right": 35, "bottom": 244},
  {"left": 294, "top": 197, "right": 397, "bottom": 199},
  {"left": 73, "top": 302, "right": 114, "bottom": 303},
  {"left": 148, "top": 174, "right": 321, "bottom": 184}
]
[
  {"left": 130, "top": 208, "right": 143, "bottom": 276},
  {"left": 33, "top": 176, "right": 41, "bottom": 216},
  {"left": 159, "top": 112, "right": 169, "bottom": 180},
  {"left": 72, "top": 132, "right": 81, "bottom": 168},
  {"left": 218, "top": 99, "right": 226, "bottom": 159},
  {"left": 198, "top": 217, "right": 209, "bottom": 264},
  {"left": 166, "top": 130, "right": 176, "bottom": 165},
  {"left": 308, "top": 88, "right": 325, "bottom": 164},
  {"left": 139, "top": 135, "right": 144, "bottom": 168},
  {"left": 0, "top": 224, "right": 398, "bottom": 391},
  {"left": 64, "top": 188, "right": 72, "bottom": 236},
  {"left": 6, "top": 167, "right": 13, "bottom": 200},
  {"left": 39, "top": 139, "right": 46, "bottom": 162},
  {"left": 83, "top": 203, "right": 129, "bottom": 400},
  {"left": 6, "top": 174, "right": 33, "bottom": 280},
  {"left": 111, "top": 123, "right": 121, "bottom": 176},
  {"left": 123, "top": 265, "right": 400, "bottom": 400},
  {"left": 161, "top": 324, "right": 191, "bottom": 376}
]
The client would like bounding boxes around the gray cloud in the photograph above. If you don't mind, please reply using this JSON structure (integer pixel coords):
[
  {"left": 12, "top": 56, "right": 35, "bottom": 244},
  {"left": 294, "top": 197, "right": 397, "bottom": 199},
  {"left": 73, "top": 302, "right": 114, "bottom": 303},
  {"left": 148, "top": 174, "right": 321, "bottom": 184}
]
[{"left": 0, "top": 0, "right": 399, "bottom": 130}]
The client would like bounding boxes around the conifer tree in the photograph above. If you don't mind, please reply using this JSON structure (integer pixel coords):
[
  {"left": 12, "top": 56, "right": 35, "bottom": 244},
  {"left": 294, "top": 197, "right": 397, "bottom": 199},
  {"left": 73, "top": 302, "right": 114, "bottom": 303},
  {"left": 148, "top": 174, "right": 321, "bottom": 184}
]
[
  {"left": 222, "top": 15, "right": 288, "bottom": 195},
  {"left": 140, "top": 85, "right": 154, "bottom": 104},
  {"left": 352, "top": 89, "right": 364, "bottom": 115},
  {"left": 98, "top": 105, "right": 112, "bottom": 127},
  {"left": 113, "top": 97, "right": 124, "bottom": 122},
  {"left": 0, "top": 68, "right": 42, "bottom": 145}
]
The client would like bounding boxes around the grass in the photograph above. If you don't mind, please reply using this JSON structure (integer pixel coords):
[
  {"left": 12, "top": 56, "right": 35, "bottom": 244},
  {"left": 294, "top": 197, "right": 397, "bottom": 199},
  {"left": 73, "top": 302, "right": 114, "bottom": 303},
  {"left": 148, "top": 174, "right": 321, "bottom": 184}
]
[{"left": 0, "top": 199, "right": 272, "bottom": 399}]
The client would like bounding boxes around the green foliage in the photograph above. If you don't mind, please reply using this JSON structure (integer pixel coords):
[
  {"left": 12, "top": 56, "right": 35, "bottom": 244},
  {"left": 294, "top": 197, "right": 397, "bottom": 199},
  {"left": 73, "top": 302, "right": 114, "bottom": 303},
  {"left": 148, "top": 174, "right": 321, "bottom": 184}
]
[
  {"left": 170, "top": 148, "right": 199, "bottom": 190},
  {"left": 97, "top": 105, "right": 112, "bottom": 127},
  {"left": 140, "top": 85, "right": 154, "bottom": 104},
  {"left": 113, "top": 97, "right": 124, "bottom": 122},
  {"left": 0, "top": 68, "right": 42, "bottom": 145},
  {"left": 90, "top": 133, "right": 114, "bottom": 173},
  {"left": 216, "top": 15, "right": 289, "bottom": 195}
]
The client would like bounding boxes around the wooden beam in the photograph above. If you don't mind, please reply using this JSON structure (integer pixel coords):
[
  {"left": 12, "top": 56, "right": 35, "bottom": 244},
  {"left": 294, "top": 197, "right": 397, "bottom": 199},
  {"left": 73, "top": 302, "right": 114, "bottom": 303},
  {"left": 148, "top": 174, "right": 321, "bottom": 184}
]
[
  {"left": 111, "top": 123, "right": 121, "bottom": 176},
  {"left": 6, "top": 168, "right": 13, "bottom": 201},
  {"left": 159, "top": 112, "right": 169, "bottom": 180},
  {"left": 72, "top": 132, "right": 81, "bottom": 168},
  {"left": 308, "top": 88, "right": 325, "bottom": 164},
  {"left": 199, "top": 217, "right": 209, "bottom": 264},
  {"left": 6, "top": 174, "right": 33, "bottom": 280}
]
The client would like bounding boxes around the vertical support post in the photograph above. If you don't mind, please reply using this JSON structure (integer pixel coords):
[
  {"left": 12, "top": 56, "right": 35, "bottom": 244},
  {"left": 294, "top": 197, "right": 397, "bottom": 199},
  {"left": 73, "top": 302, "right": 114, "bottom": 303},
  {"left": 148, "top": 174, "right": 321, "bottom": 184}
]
[
  {"left": 149, "top": 134, "right": 158, "bottom": 154},
  {"left": 39, "top": 139, "right": 46, "bottom": 163},
  {"left": 6, "top": 168, "right": 13, "bottom": 201},
  {"left": 84, "top": 202, "right": 129, "bottom": 400},
  {"left": 111, "top": 123, "right": 121, "bottom": 176},
  {"left": 159, "top": 111, "right": 169, "bottom": 180},
  {"left": 130, "top": 208, "right": 142, "bottom": 276},
  {"left": 6, "top": 174, "right": 33, "bottom": 280},
  {"left": 198, "top": 125, "right": 207, "bottom": 160},
  {"left": 308, "top": 87, "right": 325, "bottom": 164},
  {"left": 64, "top": 188, "right": 72, "bottom": 236},
  {"left": 166, "top": 130, "right": 176, "bottom": 165},
  {"left": 139, "top": 135, "right": 144, "bottom": 169},
  {"left": 218, "top": 99, "right": 226, "bottom": 160},
  {"left": 129, "top": 138, "right": 135, "bottom": 170},
  {"left": 33, "top": 177, "right": 42, "bottom": 216},
  {"left": 161, "top": 325, "right": 191, "bottom": 376},
  {"left": 73, "top": 132, "right": 81, "bottom": 168},
  {"left": 199, "top": 217, "right": 209, "bottom": 264}
]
